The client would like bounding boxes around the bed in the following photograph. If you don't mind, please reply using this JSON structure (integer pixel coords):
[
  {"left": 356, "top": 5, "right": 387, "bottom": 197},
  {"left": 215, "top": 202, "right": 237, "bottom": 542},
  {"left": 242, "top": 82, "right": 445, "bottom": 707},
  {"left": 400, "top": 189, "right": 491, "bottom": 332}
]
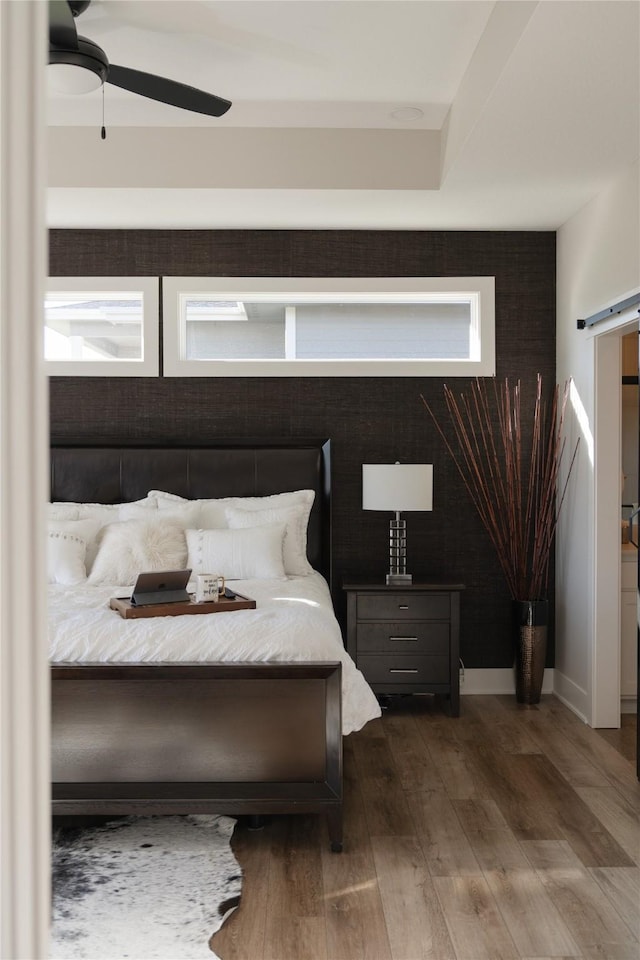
[{"left": 49, "top": 440, "right": 381, "bottom": 852}]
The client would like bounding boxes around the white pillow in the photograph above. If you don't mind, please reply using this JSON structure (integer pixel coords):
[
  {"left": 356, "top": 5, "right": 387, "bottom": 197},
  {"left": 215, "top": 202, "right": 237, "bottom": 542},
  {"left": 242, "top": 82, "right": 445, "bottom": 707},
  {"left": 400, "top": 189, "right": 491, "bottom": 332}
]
[
  {"left": 150, "top": 488, "right": 315, "bottom": 532},
  {"left": 88, "top": 519, "right": 188, "bottom": 586},
  {"left": 49, "top": 503, "right": 81, "bottom": 521},
  {"left": 185, "top": 524, "right": 286, "bottom": 580},
  {"left": 148, "top": 489, "right": 184, "bottom": 502},
  {"left": 230, "top": 490, "right": 315, "bottom": 514},
  {"left": 225, "top": 502, "right": 313, "bottom": 576},
  {"left": 47, "top": 518, "right": 100, "bottom": 585},
  {"left": 150, "top": 491, "right": 229, "bottom": 528},
  {"left": 146, "top": 501, "right": 202, "bottom": 529},
  {"left": 55, "top": 496, "right": 157, "bottom": 526},
  {"left": 118, "top": 502, "right": 159, "bottom": 521}
]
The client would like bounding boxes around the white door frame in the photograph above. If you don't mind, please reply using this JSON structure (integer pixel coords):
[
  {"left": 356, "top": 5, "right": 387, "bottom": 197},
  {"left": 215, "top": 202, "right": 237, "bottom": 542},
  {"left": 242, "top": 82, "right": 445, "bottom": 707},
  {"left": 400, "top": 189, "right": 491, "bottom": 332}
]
[
  {"left": 0, "top": 2, "right": 50, "bottom": 956},
  {"left": 592, "top": 307, "right": 639, "bottom": 727}
]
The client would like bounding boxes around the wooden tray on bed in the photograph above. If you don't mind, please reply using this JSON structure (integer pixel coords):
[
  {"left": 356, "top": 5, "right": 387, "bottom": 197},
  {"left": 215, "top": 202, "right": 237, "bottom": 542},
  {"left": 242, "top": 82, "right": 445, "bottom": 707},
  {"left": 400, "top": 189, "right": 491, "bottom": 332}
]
[{"left": 109, "top": 592, "right": 256, "bottom": 619}]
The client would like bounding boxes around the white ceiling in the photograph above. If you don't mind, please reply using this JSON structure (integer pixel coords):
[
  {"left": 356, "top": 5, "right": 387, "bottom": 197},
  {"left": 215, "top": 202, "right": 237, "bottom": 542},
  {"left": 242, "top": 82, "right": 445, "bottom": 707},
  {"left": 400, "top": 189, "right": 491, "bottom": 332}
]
[{"left": 47, "top": 0, "right": 640, "bottom": 231}]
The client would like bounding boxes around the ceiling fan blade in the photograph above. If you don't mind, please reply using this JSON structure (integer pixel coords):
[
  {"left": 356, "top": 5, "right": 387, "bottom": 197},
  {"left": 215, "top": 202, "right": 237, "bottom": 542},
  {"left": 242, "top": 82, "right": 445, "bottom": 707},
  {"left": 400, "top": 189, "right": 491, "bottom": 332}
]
[
  {"left": 106, "top": 64, "right": 231, "bottom": 118},
  {"left": 49, "top": 0, "right": 79, "bottom": 49}
]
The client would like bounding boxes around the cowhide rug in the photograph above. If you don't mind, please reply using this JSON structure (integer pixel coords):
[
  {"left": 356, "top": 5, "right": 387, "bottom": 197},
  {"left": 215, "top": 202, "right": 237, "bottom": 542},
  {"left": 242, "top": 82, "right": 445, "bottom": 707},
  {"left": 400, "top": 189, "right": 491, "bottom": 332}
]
[{"left": 50, "top": 814, "right": 242, "bottom": 959}]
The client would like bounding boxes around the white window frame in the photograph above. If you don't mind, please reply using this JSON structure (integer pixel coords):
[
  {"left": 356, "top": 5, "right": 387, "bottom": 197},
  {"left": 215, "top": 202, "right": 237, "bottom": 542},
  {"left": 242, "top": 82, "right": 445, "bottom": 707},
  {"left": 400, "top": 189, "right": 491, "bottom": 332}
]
[
  {"left": 162, "top": 277, "right": 496, "bottom": 377},
  {"left": 45, "top": 276, "right": 159, "bottom": 376}
]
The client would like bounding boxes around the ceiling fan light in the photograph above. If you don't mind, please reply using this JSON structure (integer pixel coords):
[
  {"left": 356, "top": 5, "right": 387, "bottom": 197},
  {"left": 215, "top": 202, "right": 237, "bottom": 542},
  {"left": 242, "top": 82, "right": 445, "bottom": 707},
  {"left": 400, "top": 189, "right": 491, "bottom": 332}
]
[
  {"left": 48, "top": 35, "right": 109, "bottom": 94},
  {"left": 48, "top": 62, "right": 103, "bottom": 94}
]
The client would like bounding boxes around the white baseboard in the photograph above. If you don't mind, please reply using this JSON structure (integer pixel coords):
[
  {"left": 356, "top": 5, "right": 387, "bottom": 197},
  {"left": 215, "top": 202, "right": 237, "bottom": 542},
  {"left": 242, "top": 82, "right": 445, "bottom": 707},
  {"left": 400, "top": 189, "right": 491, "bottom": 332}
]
[
  {"left": 549, "top": 671, "right": 590, "bottom": 723},
  {"left": 458, "top": 669, "right": 636, "bottom": 722},
  {"left": 459, "top": 667, "right": 554, "bottom": 695}
]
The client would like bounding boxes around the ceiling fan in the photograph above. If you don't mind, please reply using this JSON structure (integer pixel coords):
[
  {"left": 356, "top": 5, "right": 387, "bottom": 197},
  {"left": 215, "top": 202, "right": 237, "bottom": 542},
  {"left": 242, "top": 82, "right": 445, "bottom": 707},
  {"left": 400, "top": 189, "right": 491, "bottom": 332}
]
[{"left": 48, "top": 0, "right": 232, "bottom": 118}]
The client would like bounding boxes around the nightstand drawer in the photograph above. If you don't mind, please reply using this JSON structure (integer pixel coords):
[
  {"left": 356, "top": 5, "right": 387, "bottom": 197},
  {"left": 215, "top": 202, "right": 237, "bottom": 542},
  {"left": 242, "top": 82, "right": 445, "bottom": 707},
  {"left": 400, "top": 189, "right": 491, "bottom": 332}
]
[
  {"left": 357, "top": 592, "right": 450, "bottom": 621},
  {"left": 358, "top": 654, "right": 450, "bottom": 685},
  {"left": 356, "top": 621, "right": 449, "bottom": 654}
]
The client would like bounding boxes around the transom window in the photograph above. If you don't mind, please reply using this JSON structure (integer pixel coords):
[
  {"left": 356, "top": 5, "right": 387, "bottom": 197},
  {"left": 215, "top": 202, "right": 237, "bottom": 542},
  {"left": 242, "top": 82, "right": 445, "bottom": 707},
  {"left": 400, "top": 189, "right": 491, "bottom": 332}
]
[
  {"left": 45, "top": 277, "right": 159, "bottom": 376},
  {"left": 163, "top": 277, "right": 495, "bottom": 377}
]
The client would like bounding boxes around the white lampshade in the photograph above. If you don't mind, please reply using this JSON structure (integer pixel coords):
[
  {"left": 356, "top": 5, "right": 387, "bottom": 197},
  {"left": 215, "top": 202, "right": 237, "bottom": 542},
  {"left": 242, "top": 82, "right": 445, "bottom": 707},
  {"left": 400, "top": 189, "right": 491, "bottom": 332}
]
[{"left": 362, "top": 463, "right": 433, "bottom": 512}]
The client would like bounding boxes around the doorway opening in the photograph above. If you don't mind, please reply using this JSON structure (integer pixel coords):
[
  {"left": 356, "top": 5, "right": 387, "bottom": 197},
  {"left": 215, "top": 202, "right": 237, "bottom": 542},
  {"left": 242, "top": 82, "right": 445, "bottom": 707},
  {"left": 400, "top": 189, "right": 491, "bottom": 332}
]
[
  {"left": 620, "top": 331, "right": 638, "bottom": 715},
  {"left": 593, "top": 311, "right": 639, "bottom": 727}
]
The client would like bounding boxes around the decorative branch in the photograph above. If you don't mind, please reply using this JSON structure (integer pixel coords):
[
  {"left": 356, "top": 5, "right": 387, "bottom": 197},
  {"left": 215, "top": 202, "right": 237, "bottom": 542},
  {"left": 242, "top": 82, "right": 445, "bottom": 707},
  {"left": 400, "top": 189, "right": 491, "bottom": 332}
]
[{"left": 421, "top": 375, "right": 579, "bottom": 601}]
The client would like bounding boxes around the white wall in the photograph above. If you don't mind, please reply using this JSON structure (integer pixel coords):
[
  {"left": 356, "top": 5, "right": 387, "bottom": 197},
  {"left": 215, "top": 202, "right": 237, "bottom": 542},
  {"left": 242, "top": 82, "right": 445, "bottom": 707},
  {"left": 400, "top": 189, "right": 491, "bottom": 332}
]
[{"left": 556, "top": 159, "right": 640, "bottom": 724}]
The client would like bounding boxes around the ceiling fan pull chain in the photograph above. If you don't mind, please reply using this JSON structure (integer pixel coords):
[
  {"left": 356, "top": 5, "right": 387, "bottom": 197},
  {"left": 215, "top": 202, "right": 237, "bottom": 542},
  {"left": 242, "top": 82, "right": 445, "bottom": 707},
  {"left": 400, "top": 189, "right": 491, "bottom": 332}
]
[{"left": 101, "top": 84, "right": 106, "bottom": 141}]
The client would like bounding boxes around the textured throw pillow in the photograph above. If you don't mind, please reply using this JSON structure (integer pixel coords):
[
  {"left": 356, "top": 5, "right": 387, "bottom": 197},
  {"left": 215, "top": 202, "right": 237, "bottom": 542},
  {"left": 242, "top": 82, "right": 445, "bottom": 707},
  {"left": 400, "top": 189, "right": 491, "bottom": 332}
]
[
  {"left": 88, "top": 519, "right": 188, "bottom": 586},
  {"left": 225, "top": 501, "right": 313, "bottom": 576},
  {"left": 185, "top": 524, "right": 286, "bottom": 580},
  {"left": 47, "top": 518, "right": 100, "bottom": 585}
]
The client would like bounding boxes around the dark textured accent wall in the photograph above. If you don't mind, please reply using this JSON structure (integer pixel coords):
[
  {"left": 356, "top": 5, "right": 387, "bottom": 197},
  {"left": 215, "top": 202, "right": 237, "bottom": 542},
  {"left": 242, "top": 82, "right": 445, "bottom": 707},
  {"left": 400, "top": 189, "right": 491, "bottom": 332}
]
[{"left": 49, "top": 229, "right": 556, "bottom": 669}]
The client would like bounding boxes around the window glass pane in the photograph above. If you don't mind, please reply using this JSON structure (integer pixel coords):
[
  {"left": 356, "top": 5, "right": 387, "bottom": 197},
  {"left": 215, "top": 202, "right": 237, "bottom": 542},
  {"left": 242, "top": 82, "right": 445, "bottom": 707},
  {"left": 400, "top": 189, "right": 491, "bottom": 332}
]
[
  {"left": 184, "top": 300, "right": 285, "bottom": 359},
  {"left": 182, "top": 298, "right": 471, "bottom": 361},
  {"left": 295, "top": 302, "right": 471, "bottom": 359},
  {"left": 44, "top": 291, "right": 144, "bottom": 361}
]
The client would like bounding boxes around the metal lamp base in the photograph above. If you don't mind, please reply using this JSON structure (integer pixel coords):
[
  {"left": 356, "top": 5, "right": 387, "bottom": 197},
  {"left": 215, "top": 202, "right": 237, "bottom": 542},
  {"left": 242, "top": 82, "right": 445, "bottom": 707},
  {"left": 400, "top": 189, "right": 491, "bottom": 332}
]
[
  {"left": 387, "top": 514, "right": 411, "bottom": 586},
  {"left": 386, "top": 573, "right": 413, "bottom": 585}
]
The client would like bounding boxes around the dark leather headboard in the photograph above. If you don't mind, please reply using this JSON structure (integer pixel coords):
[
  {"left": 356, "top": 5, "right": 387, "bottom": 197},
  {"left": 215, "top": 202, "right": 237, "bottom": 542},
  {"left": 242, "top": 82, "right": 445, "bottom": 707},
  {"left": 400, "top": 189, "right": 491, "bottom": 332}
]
[{"left": 50, "top": 440, "right": 331, "bottom": 584}]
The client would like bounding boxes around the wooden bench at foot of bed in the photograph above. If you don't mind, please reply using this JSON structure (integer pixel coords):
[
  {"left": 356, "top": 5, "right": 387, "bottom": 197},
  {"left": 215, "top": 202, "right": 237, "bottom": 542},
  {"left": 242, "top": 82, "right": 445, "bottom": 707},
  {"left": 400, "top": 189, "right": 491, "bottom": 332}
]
[{"left": 51, "top": 661, "right": 344, "bottom": 852}]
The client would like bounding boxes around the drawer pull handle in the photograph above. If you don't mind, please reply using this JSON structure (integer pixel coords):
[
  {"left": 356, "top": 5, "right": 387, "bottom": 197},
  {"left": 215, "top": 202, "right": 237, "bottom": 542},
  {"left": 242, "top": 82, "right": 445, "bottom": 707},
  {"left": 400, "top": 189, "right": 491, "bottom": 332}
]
[
  {"left": 389, "top": 636, "right": 418, "bottom": 642},
  {"left": 389, "top": 668, "right": 419, "bottom": 674},
  {"left": 398, "top": 604, "right": 409, "bottom": 610}
]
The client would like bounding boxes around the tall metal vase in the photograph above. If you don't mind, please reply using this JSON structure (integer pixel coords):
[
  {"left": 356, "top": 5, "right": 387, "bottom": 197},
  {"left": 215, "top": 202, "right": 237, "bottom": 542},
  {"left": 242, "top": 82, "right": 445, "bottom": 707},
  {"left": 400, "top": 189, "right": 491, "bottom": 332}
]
[{"left": 513, "top": 599, "right": 548, "bottom": 704}]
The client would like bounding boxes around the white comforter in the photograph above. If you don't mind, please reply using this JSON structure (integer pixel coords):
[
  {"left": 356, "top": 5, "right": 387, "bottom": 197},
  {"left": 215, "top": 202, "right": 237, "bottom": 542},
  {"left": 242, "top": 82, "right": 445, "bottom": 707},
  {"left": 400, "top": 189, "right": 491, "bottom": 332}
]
[{"left": 48, "top": 571, "right": 381, "bottom": 735}]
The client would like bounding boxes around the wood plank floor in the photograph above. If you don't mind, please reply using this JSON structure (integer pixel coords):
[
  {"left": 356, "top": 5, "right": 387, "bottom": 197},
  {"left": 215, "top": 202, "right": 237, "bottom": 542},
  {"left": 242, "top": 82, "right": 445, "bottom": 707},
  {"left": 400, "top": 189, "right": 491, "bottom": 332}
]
[{"left": 211, "top": 695, "right": 639, "bottom": 960}]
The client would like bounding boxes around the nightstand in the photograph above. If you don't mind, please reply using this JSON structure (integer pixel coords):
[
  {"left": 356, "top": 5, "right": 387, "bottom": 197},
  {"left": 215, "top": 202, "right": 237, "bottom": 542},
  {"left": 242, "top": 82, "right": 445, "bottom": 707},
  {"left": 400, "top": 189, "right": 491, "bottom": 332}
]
[{"left": 343, "top": 581, "right": 465, "bottom": 716}]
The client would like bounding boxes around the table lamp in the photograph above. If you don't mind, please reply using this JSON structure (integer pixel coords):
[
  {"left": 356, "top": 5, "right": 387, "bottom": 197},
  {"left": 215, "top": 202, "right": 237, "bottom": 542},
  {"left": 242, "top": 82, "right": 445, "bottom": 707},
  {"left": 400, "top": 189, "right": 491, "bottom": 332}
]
[{"left": 362, "top": 462, "right": 433, "bottom": 585}]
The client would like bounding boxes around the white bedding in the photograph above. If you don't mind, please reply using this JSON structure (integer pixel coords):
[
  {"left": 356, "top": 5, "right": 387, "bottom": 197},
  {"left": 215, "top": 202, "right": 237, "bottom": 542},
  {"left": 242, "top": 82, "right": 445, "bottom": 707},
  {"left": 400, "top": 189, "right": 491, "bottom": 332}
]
[{"left": 48, "top": 571, "right": 381, "bottom": 735}]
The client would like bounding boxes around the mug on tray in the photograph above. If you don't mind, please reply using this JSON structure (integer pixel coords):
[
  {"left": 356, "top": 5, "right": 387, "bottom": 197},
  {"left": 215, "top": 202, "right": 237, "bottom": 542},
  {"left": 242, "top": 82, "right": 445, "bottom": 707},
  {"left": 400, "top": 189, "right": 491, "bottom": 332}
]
[{"left": 195, "top": 574, "right": 225, "bottom": 602}]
